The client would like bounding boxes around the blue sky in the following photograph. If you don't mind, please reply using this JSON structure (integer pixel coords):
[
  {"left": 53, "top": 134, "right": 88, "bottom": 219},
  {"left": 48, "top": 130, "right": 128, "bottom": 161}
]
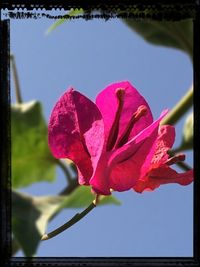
[{"left": 10, "top": 15, "right": 193, "bottom": 257}]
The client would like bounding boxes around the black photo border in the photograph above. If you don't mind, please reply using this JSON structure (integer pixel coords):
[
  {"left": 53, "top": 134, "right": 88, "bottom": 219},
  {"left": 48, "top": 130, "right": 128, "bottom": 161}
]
[{"left": 0, "top": 1, "right": 199, "bottom": 266}]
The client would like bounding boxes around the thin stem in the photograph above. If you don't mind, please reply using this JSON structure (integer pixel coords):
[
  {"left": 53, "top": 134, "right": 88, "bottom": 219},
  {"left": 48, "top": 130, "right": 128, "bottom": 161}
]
[
  {"left": 10, "top": 54, "right": 23, "bottom": 104},
  {"left": 161, "top": 85, "right": 193, "bottom": 126},
  {"left": 160, "top": 85, "right": 193, "bottom": 171},
  {"left": 41, "top": 200, "right": 97, "bottom": 241},
  {"left": 59, "top": 178, "right": 79, "bottom": 196},
  {"left": 56, "top": 159, "right": 73, "bottom": 183},
  {"left": 47, "top": 178, "right": 79, "bottom": 227}
]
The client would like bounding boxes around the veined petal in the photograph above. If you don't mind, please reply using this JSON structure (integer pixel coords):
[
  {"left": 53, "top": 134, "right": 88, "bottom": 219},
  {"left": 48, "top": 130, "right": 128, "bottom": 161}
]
[
  {"left": 96, "top": 81, "right": 153, "bottom": 145},
  {"left": 133, "top": 166, "right": 193, "bottom": 193},
  {"left": 140, "top": 125, "right": 175, "bottom": 176},
  {"left": 48, "top": 88, "right": 104, "bottom": 184},
  {"left": 151, "top": 125, "right": 175, "bottom": 165},
  {"left": 108, "top": 110, "right": 168, "bottom": 192}
]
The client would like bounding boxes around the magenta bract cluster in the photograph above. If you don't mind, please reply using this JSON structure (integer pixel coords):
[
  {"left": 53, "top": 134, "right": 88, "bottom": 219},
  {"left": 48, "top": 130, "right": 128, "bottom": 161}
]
[{"left": 48, "top": 81, "right": 193, "bottom": 195}]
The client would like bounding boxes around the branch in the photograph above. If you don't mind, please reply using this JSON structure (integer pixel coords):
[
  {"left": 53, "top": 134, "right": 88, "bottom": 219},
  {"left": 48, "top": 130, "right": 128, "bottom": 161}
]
[
  {"left": 161, "top": 85, "right": 193, "bottom": 126},
  {"left": 10, "top": 54, "right": 23, "bottom": 104},
  {"left": 59, "top": 178, "right": 79, "bottom": 196},
  {"left": 160, "top": 85, "right": 193, "bottom": 171},
  {"left": 41, "top": 196, "right": 98, "bottom": 241},
  {"left": 56, "top": 159, "right": 73, "bottom": 184}
]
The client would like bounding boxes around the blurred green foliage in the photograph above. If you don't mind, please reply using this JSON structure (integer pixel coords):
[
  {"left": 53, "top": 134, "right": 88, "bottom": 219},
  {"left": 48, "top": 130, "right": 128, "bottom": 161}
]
[
  {"left": 12, "top": 187, "right": 120, "bottom": 256},
  {"left": 11, "top": 100, "right": 56, "bottom": 188},
  {"left": 124, "top": 19, "right": 193, "bottom": 59}
]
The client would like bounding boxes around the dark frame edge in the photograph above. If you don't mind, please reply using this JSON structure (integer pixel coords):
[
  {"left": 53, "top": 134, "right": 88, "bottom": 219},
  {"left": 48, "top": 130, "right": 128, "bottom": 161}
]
[
  {"left": 193, "top": 2, "right": 200, "bottom": 266},
  {"left": 0, "top": 0, "right": 198, "bottom": 10},
  {"left": 7, "top": 257, "right": 200, "bottom": 267},
  {"left": 0, "top": 1, "right": 199, "bottom": 267},
  {"left": 0, "top": 19, "right": 12, "bottom": 267}
]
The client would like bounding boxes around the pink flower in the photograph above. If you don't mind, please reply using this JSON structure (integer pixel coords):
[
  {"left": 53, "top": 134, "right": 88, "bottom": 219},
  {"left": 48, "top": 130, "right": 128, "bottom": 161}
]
[{"left": 48, "top": 81, "right": 193, "bottom": 195}]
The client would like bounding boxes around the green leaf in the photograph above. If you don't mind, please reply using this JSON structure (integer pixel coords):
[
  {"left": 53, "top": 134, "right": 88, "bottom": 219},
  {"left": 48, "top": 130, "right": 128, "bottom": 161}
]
[
  {"left": 11, "top": 100, "right": 56, "bottom": 188},
  {"left": 182, "top": 112, "right": 193, "bottom": 148},
  {"left": 176, "top": 112, "right": 193, "bottom": 152},
  {"left": 12, "top": 186, "right": 120, "bottom": 256},
  {"left": 12, "top": 235, "right": 21, "bottom": 256},
  {"left": 12, "top": 190, "right": 64, "bottom": 256},
  {"left": 161, "top": 85, "right": 193, "bottom": 126},
  {"left": 46, "top": 8, "right": 84, "bottom": 35},
  {"left": 171, "top": 112, "right": 193, "bottom": 153},
  {"left": 123, "top": 19, "right": 193, "bottom": 59},
  {"left": 59, "top": 186, "right": 121, "bottom": 210}
]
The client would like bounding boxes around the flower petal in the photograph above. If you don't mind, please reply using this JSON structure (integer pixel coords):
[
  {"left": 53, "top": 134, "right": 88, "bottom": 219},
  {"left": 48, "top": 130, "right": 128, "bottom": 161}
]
[
  {"left": 151, "top": 125, "right": 175, "bottom": 165},
  {"left": 139, "top": 125, "right": 175, "bottom": 177},
  {"left": 48, "top": 88, "right": 104, "bottom": 184},
  {"left": 89, "top": 153, "right": 112, "bottom": 195},
  {"left": 96, "top": 81, "right": 153, "bottom": 144},
  {"left": 133, "top": 166, "right": 193, "bottom": 193},
  {"left": 110, "top": 110, "right": 168, "bottom": 166},
  {"left": 107, "top": 110, "right": 168, "bottom": 192},
  {"left": 109, "top": 159, "right": 141, "bottom": 192}
]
